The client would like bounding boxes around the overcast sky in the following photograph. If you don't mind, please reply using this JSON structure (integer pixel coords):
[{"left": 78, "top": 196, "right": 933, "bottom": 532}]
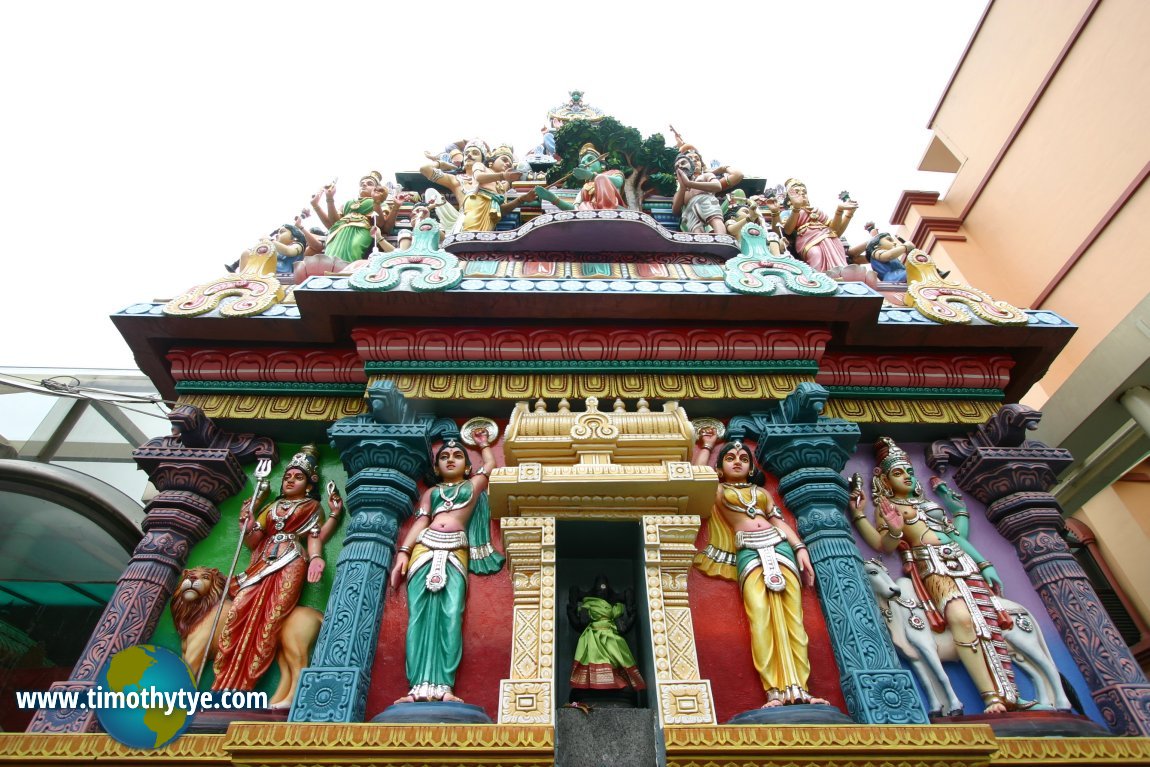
[{"left": 0, "top": 1, "right": 985, "bottom": 370}]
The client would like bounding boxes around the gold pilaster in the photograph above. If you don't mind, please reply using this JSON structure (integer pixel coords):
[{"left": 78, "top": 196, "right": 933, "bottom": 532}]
[
  {"left": 497, "top": 516, "right": 556, "bottom": 726},
  {"left": 643, "top": 514, "right": 717, "bottom": 727}
]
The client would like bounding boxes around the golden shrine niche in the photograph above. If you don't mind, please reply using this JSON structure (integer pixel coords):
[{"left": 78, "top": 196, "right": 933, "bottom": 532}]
[{"left": 488, "top": 396, "right": 718, "bottom": 727}]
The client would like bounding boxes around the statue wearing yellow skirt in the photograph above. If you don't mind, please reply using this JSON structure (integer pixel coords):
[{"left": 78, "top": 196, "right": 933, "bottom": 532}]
[
  {"left": 419, "top": 141, "right": 536, "bottom": 232},
  {"left": 693, "top": 431, "right": 827, "bottom": 707}
]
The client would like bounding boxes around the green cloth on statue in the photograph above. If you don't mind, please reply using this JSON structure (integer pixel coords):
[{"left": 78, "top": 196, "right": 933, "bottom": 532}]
[
  {"left": 569, "top": 596, "right": 645, "bottom": 690},
  {"left": 326, "top": 198, "right": 375, "bottom": 263},
  {"left": 405, "top": 546, "right": 467, "bottom": 690},
  {"left": 464, "top": 485, "right": 505, "bottom": 574}
]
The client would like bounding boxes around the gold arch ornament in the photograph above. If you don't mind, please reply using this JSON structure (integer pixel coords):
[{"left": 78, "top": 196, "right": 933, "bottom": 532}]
[{"left": 904, "top": 250, "right": 1028, "bottom": 326}]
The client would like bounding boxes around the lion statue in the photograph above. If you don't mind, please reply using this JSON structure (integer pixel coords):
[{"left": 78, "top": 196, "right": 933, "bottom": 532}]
[{"left": 172, "top": 566, "right": 323, "bottom": 709}]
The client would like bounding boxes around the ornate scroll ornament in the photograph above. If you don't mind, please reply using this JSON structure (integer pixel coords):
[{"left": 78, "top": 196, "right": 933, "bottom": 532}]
[
  {"left": 723, "top": 224, "right": 837, "bottom": 296},
  {"left": 349, "top": 221, "right": 463, "bottom": 292},
  {"left": 904, "top": 249, "right": 1028, "bottom": 325},
  {"left": 163, "top": 274, "right": 284, "bottom": 317}
]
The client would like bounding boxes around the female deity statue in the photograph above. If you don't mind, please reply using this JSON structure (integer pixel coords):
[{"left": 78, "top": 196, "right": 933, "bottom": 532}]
[
  {"left": 214, "top": 445, "right": 342, "bottom": 693},
  {"left": 419, "top": 141, "right": 535, "bottom": 232},
  {"left": 672, "top": 144, "right": 743, "bottom": 235},
  {"left": 310, "top": 171, "right": 395, "bottom": 265},
  {"left": 567, "top": 576, "right": 645, "bottom": 698},
  {"left": 388, "top": 430, "right": 505, "bottom": 703},
  {"left": 693, "top": 431, "right": 827, "bottom": 707},
  {"left": 848, "top": 437, "right": 1026, "bottom": 713},
  {"left": 781, "top": 180, "right": 855, "bottom": 275}
]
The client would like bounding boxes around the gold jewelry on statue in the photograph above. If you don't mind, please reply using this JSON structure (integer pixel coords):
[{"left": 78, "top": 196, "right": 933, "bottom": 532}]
[
  {"left": 886, "top": 528, "right": 904, "bottom": 540},
  {"left": 976, "top": 561, "right": 992, "bottom": 570},
  {"left": 398, "top": 545, "right": 412, "bottom": 555}
]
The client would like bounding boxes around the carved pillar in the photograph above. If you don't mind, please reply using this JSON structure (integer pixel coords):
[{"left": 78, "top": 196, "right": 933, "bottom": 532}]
[
  {"left": 29, "top": 406, "right": 254, "bottom": 733},
  {"left": 929, "top": 405, "right": 1150, "bottom": 736},
  {"left": 731, "top": 383, "right": 929, "bottom": 724},
  {"left": 290, "top": 382, "right": 452, "bottom": 722},
  {"left": 497, "top": 517, "right": 557, "bottom": 725},
  {"left": 643, "top": 515, "right": 716, "bottom": 727}
]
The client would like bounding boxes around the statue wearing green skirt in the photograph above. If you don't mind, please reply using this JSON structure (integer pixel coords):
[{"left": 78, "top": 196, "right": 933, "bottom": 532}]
[
  {"left": 389, "top": 430, "right": 504, "bottom": 703},
  {"left": 568, "top": 576, "right": 646, "bottom": 697}
]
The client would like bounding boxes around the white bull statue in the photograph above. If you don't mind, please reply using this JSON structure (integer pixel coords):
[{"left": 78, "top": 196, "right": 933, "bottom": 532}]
[{"left": 863, "top": 558, "right": 1073, "bottom": 716}]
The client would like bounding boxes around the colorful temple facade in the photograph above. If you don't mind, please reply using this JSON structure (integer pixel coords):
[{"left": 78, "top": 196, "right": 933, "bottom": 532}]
[{"left": 3, "top": 88, "right": 1150, "bottom": 766}]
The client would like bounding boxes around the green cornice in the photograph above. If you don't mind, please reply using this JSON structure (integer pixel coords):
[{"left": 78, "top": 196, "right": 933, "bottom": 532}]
[
  {"left": 363, "top": 359, "right": 819, "bottom": 375},
  {"left": 825, "top": 386, "right": 1005, "bottom": 401}
]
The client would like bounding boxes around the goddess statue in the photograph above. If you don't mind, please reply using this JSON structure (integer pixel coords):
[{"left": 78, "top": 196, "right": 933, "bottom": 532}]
[
  {"left": 781, "top": 180, "right": 854, "bottom": 275},
  {"left": 213, "top": 445, "right": 342, "bottom": 693},
  {"left": 567, "top": 576, "right": 645, "bottom": 698},
  {"left": 388, "top": 430, "right": 505, "bottom": 703},
  {"left": 693, "top": 431, "right": 827, "bottom": 707},
  {"left": 848, "top": 437, "right": 1027, "bottom": 713},
  {"left": 310, "top": 171, "right": 395, "bottom": 265}
]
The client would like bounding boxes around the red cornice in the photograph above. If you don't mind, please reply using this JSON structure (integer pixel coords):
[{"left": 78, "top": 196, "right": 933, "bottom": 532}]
[
  {"left": 890, "top": 191, "right": 940, "bottom": 226},
  {"left": 352, "top": 326, "right": 833, "bottom": 362},
  {"left": 910, "top": 216, "right": 965, "bottom": 251},
  {"left": 817, "top": 353, "right": 1014, "bottom": 389}
]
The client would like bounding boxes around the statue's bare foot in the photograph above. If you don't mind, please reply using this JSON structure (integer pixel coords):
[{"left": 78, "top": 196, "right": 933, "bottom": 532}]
[
  {"left": 394, "top": 695, "right": 415, "bottom": 704},
  {"left": 808, "top": 696, "right": 829, "bottom": 705},
  {"left": 443, "top": 691, "right": 465, "bottom": 703},
  {"left": 983, "top": 701, "right": 1007, "bottom": 714},
  {"left": 760, "top": 699, "right": 784, "bottom": 708}
]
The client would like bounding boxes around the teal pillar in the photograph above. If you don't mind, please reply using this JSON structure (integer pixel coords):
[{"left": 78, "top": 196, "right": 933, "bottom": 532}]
[
  {"left": 730, "top": 383, "right": 929, "bottom": 724},
  {"left": 290, "top": 382, "right": 456, "bottom": 722}
]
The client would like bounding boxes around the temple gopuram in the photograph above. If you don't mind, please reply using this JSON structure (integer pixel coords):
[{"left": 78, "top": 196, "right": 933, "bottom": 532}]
[{"left": 4, "top": 91, "right": 1150, "bottom": 767}]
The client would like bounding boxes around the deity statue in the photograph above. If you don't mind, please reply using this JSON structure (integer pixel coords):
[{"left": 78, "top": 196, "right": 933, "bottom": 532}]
[
  {"left": 725, "top": 191, "right": 784, "bottom": 255},
  {"left": 567, "top": 576, "right": 645, "bottom": 700},
  {"left": 534, "top": 143, "right": 625, "bottom": 211},
  {"left": 781, "top": 180, "right": 855, "bottom": 275},
  {"left": 233, "top": 223, "right": 306, "bottom": 277},
  {"left": 310, "top": 171, "right": 395, "bottom": 265},
  {"left": 848, "top": 437, "right": 1029, "bottom": 714},
  {"left": 213, "top": 445, "right": 342, "bottom": 696},
  {"left": 672, "top": 143, "right": 743, "bottom": 235},
  {"left": 388, "top": 430, "right": 505, "bottom": 703},
  {"left": 692, "top": 431, "right": 828, "bottom": 707},
  {"left": 846, "top": 222, "right": 909, "bottom": 283},
  {"left": 419, "top": 141, "right": 536, "bottom": 232}
]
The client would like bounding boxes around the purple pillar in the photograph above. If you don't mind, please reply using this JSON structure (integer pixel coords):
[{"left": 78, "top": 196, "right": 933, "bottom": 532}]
[
  {"left": 27, "top": 406, "right": 267, "bottom": 733},
  {"left": 929, "top": 405, "right": 1150, "bottom": 736}
]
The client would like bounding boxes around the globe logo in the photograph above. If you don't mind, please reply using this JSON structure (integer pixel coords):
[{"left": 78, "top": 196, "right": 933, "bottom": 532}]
[{"left": 95, "top": 645, "right": 196, "bottom": 749}]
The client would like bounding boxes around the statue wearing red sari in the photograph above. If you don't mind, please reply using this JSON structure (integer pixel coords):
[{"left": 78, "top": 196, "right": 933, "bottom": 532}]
[{"left": 213, "top": 445, "right": 340, "bottom": 693}]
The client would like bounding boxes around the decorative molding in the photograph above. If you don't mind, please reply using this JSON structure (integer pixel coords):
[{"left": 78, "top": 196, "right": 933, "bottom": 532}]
[
  {"left": 365, "top": 359, "right": 817, "bottom": 375},
  {"left": 168, "top": 348, "right": 365, "bottom": 384},
  {"left": 444, "top": 208, "right": 739, "bottom": 255},
  {"left": 349, "top": 232, "right": 463, "bottom": 292},
  {"left": 369, "top": 373, "right": 811, "bottom": 401},
  {"left": 890, "top": 191, "right": 941, "bottom": 226},
  {"left": 825, "top": 386, "right": 1004, "bottom": 401},
  {"left": 352, "top": 326, "right": 831, "bottom": 363},
  {"left": 163, "top": 274, "right": 284, "bottom": 318},
  {"left": 723, "top": 224, "right": 838, "bottom": 296},
  {"left": 824, "top": 399, "right": 1000, "bottom": 425},
  {"left": 817, "top": 353, "right": 1013, "bottom": 390},
  {"left": 904, "top": 250, "right": 1028, "bottom": 326},
  {"left": 176, "top": 381, "right": 365, "bottom": 396},
  {"left": 178, "top": 394, "right": 367, "bottom": 421},
  {"left": 664, "top": 724, "right": 995, "bottom": 766}
]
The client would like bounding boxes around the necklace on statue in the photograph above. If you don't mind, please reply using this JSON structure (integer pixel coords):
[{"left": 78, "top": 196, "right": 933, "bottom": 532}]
[
  {"left": 438, "top": 481, "right": 465, "bottom": 511},
  {"left": 726, "top": 483, "right": 760, "bottom": 517},
  {"left": 272, "top": 498, "right": 302, "bottom": 531}
]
